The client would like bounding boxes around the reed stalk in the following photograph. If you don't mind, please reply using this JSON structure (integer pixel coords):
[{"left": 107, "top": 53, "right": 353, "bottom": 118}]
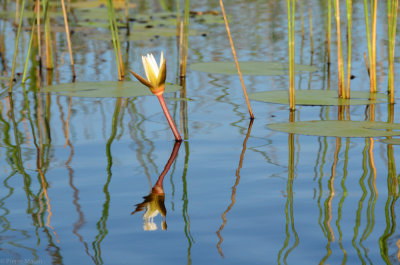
[
  {"left": 346, "top": 0, "right": 352, "bottom": 98},
  {"left": 387, "top": 0, "right": 398, "bottom": 103},
  {"left": 43, "top": 0, "right": 53, "bottom": 69},
  {"left": 219, "top": 0, "right": 254, "bottom": 119},
  {"left": 334, "top": 0, "right": 346, "bottom": 98},
  {"left": 309, "top": 8, "right": 314, "bottom": 54},
  {"left": 60, "top": 0, "right": 76, "bottom": 78},
  {"left": 22, "top": 8, "right": 37, "bottom": 84},
  {"left": 327, "top": 0, "right": 332, "bottom": 64},
  {"left": 36, "top": 0, "right": 41, "bottom": 68},
  {"left": 363, "top": 0, "right": 377, "bottom": 93},
  {"left": 287, "top": 0, "right": 295, "bottom": 111},
  {"left": 106, "top": 0, "right": 124, "bottom": 80},
  {"left": 9, "top": 0, "right": 26, "bottom": 92},
  {"left": 178, "top": 0, "right": 189, "bottom": 77}
]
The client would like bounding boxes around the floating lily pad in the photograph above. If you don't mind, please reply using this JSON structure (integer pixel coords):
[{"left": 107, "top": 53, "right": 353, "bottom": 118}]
[
  {"left": 190, "top": 61, "right": 317, "bottom": 76},
  {"left": 42, "top": 81, "right": 181, "bottom": 98},
  {"left": 90, "top": 26, "right": 205, "bottom": 41},
  {"left": 0, "top": 10, "right": 63, "bottom": 19},
  {"left": 70, "top": 0, "right": 136, "bottom": 9},
  {"left": 249, "top": 90, "right": 386, "bottom": 106},
  {"left": 379, "top": 138, "right": 400, "bottom": 145},
  {"left": 75, "top": 8, "right": 124, "bottom": 21},
  {"left": 268, "top": 121, "right": 400, "bottom": 138}
]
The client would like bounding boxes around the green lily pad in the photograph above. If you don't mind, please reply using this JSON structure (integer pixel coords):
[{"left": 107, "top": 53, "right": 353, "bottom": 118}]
[
  {"left": 379, "top": 138, "right": 400, "bottom": 145},
  {"left": 70, "top": 0, "right": 136, "bottom": 9},
  {"left": 190, "top": 61, "right": 317, "bottom": 76},
  {"left": 249, "top": 90, "right": 386, "bottom": 106},
  {"left": 268, "top": 121, "right": 400, "bottom": 138},
  {"left": 0, "top": 10, "right": 63, "bottom": 19},
  {"left": 89, "top": 27, "right": 204, "bottom": 41},
  {"left": 42, "top": 81, "right": 181, "bottom": 98}
]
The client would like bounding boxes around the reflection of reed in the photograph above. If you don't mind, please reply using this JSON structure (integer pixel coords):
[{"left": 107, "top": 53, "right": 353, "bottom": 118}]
[
  {"left": 320, "top": 137, "right": 340, "bottom": 264},
  {"left": 379, "top": 139, "right": 399, "bottom": 263},
  {"left": 57, "top": 96, "right": 93, "bottom": 259},
  {"left": 182, "top": 140, "right": 194, "bottom": 265},
  {"left": 278, "top": 133, "right": 298, "bottom": 265},
  {"left": 216, "top": 119, "right": 253, "bottom": 257},
  {"left": 92, "top": 98, "right": 122, "bottom": 265}
]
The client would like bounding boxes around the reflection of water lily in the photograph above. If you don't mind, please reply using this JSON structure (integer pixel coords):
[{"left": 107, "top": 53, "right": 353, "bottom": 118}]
[
  {"left": 129, "top": 52, "right": 166, "bottom": 96},
  {"left": 132, "top": 190, "right": 167, "bottom": 231},
  {"left": 129, "top": 52, "right": 181, "bottom": 141},
  {"left": 132, "top": 142, "right": 181, "bottom": 231}
]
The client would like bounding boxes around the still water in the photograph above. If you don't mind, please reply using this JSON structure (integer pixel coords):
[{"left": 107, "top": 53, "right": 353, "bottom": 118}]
[{"left": 1, "top": 0, "right": 400, "bottom": 264}]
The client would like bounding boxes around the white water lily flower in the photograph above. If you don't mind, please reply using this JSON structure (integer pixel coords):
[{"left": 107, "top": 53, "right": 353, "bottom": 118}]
[{"left": 130, "top": 52, "right": 166, "bottom": 96}]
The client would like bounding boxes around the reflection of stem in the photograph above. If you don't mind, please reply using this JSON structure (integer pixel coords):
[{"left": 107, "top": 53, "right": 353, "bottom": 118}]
[
  {"left": 155, "top": 141, "right": 182, "bottom": 188},
  {"left": 379, "top": 141, "right": 398, "bottom": 262},
  {"left": 278, "top": 133, "right": 298, "bottom": 264},
  {"left": 336, "top": 138, "right": 349, "bottom": 263},
  {"left": 182, "top": 140, "right": 194, "bottom": 265},
  {"left": 57, "top": 96, "right": 92, "bottom": 259},
  {"left": 217, "top": 120, "right": 253, "bottom": 257},
  {"left": 320, "top": 137, "right": 341, "bottom": 264},
  {"left": 92, "top": 98, "right": 121, "bottom": 265},
  {"left": 38, "top": 168, "right": 60, "bottom": 243}
]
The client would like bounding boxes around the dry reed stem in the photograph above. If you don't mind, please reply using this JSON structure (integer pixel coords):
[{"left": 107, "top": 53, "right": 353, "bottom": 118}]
[
  {"left": 60, "top": 0, "right": 75, "bottom": 78},
  {"left": 288, "top": 0, "right": 296, "bottom": 110},
  {"left": 371, "top": 0, "right": 377, "bottom": 93},
  {"left": 219, "top": 0, "right": 254, "bottom": 119},
  {"left": 36, "top": 0, "right": 41, "bottom": 64},
  {"left": 334, "top": 0, "right": 345, "bottom": 98},
  {"left": 346, "top": 0, "right": 352, "bottom": 98},
  {"left": 309, "top": 8, "right": 314, "bottom": 54}
]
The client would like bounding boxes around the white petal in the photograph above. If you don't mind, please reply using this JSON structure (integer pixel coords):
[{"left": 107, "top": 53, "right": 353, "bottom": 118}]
[
  {"left": 160, "top": 51, "right": 164, "bottom": 66},
  {"left": 148, "top": 54, "right": 160, "bottom": 76},
  {"left": 142, "top": 56, "right": 150, "bottom": 81}
]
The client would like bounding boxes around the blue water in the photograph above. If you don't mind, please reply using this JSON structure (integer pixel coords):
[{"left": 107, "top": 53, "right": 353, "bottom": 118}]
[{"left": 1, "top": 1, "right": 400, "bottom": 264}]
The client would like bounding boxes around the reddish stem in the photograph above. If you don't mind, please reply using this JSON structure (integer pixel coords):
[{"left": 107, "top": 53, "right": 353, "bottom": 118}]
[{"left": 156, "top": 94, "right": 182, "bottom": 141}]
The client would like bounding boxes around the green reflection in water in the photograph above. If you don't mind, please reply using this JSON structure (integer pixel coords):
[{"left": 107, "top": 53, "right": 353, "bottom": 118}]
[
  {"left": 379, "top": 142, "right": 400, "bottom": 263},
  {"left": 278, "top": 133, "right": 299, "bottom": 265},
  {"left": 320, "top": 137, "right": 341, "bottom": 264},
  {"left": 92, "top": 97, "right": 122, "bottom": 265}
]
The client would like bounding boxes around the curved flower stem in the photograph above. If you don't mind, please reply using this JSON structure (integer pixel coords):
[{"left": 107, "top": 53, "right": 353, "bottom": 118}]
[{"left": 157, "top": 94, "right": 182, "bottom": 141}]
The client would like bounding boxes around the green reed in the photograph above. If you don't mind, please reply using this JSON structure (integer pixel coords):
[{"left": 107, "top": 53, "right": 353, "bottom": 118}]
[
  {"left": 326, "top": 0, "right": 332, "bottom": 64},
  {"left": 287, "top": 0, "right": 295, "bottom": 111},
  {"left": 179, "top": 0, "right": 190, "bottom": 78},
  {"left": 43, "top": 0, "right": 53, "bottom": 69},
  {"left": 9, "top": 0, "right": 26, "bottom": 92},
  {"left": 387, "top": 0, "right": 398, "bottom": 103},
  {"left": 333, "top": 0, "right": 352, "bottom": 99},
  {"left": 333, "top": 0, "right": 345, "bottom": 98},
  {"left": 345, "top": 0, "right": 352, "bottom": 98},
  {"left": 363, "top": 0, "right": 377, "bottom": 94},
  {"left": 107, "top": 0, "right": 124, "bottom": 80}
]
